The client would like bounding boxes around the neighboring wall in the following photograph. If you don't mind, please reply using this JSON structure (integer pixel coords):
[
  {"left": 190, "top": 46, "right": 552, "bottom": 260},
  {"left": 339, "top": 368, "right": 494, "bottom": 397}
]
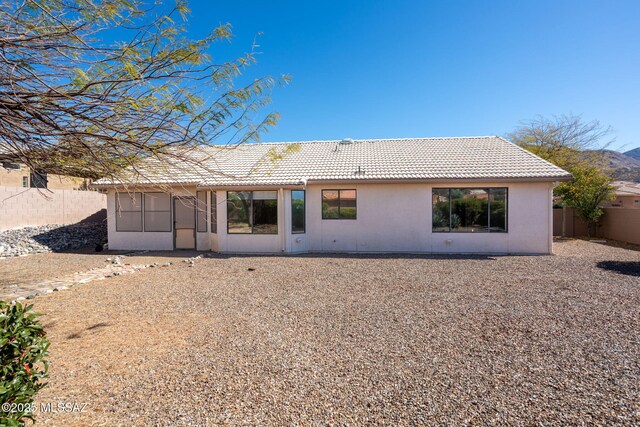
[
  {"left": 1, "top": 164, "right": 90, "bottom": 190},
  {"left": 599, "top": 209, "right": 640, "bottom": 244},
  {"left": 0, "top": 167, "right": 26, "bottom": 188},
  {"left": 554, "top": 207, "right": 640, "bottom": 245},
  {"left": 603, "top": 195, "right": 640, "bottom": 209},
  {"left": 552, "top": 208, "right": 590, "bottom": 237},
  {"left": 0, "top": 187, "right": 106, "bottom": 230},
  {"left": 47, "top": 174, "right": 90, "bottom": 190}
]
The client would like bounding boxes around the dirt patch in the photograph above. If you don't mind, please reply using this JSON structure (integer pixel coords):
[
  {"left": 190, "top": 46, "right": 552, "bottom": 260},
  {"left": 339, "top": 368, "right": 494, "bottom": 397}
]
[{"left": 0, "top": 249, "right": 115, "bottom": 288}]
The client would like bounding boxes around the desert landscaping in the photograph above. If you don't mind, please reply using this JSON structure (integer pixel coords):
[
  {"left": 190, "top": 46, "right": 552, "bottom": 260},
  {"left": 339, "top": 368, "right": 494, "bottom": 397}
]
[{"left": 0, "top": 239, "right": 635, "bottom": 425}]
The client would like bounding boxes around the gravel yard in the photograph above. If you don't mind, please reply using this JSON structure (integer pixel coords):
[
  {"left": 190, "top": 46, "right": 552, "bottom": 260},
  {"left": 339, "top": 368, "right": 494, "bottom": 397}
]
[
  {"left": 0, "top": 249, "right": 114, "bottom": 289},
  {"left": 25, "top": 239, "right": 640, "bottom": 426}
]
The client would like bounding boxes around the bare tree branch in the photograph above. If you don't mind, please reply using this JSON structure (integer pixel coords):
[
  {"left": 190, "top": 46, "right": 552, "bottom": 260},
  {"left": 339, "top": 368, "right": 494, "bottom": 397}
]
[{"left": 0, "top": 0, "right": 289, "bottom": 184}]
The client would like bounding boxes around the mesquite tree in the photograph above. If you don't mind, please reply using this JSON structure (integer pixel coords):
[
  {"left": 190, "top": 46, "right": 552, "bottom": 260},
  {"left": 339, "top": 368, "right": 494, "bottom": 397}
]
[
  {"left": 509, "top": 115, "right": 617, "bottom": 236},
  {"left": 508, "top": 114, "right": 613, "bottom": 171},
  {"left": 0, "top": 0, "right": 288, "bottom": 182}
]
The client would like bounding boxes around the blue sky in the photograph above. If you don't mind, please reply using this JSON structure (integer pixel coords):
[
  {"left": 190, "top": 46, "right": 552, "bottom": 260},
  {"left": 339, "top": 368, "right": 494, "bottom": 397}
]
[{"left": 185, "top": 0, "right": 640, "bottom": 151}]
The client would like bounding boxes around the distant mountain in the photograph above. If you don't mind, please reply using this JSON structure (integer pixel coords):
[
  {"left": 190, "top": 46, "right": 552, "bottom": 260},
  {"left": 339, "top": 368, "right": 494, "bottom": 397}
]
[
  {"left": 591, "top": 149, "right": 640, "bottom": 183},
  {"left": 624, "top": 147, "right": 640, "bottom": 161}
]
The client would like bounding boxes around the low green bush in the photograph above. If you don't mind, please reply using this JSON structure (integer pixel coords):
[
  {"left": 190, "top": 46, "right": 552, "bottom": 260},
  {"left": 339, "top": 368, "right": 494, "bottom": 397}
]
[{"left": 0, "top": 301, "right": 50, "bottom": 426}]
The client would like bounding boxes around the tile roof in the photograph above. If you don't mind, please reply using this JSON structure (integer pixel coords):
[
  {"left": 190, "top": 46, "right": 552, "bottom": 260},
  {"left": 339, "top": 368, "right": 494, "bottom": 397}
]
[
  {"left": 93, "top": 136, "right": 572, "bottom": 187},
  {"left": 612, "top": 181, "right": 640, "bottom": 196}
]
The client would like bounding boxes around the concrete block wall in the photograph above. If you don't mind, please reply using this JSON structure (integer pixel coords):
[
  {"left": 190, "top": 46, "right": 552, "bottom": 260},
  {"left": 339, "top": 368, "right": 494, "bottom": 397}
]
[
  {"left": 598, "top": 208, "right": 640, "bottom": 245},
  {"left": 0, "top": 187, "right": 106, "bottom": 230},
  {"left": 553, "top": 206, "right": 640, "bottom": 245}
]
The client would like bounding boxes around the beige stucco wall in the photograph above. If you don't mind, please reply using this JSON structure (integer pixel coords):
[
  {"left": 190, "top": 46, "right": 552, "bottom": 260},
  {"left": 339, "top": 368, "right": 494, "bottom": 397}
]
[
  {"left": 0, "top": 187, "right": 106, "bottom": 230},
  {"left": 0, "top": 166, "right": 28, "bottom": 187},
  {"left": 0, "top": 164, "right": 89, "bottom": 190},
  {"left": 106, "top": 181, "right": 554, "bottom": 254},
  {"left": 47, "top": 174, "right": 90, "bottom": 190},
  {"left": 305, "top": 182, "right": 553, "bottom": 254},
  {"left": 604, "top": 195, "right": 640, "bottom": 209}
]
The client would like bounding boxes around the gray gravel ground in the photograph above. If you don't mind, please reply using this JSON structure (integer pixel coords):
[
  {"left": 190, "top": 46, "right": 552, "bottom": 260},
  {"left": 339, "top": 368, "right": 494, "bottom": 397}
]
[
  {"left": 0, "top": 222, "right": 106, "bottom": 257},
  {"left": 30, "top": 239, "right": 640, "bottom": 426}
]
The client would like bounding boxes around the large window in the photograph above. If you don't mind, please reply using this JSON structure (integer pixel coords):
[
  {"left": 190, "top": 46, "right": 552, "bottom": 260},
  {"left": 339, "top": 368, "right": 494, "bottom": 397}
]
[
  {"left": 210, "top": 191, "right": 217, "bottom": 233},
  {"left": 227, "top": 191, "right": 278, "bottom": 234},
  {"left": 196, "top": 191, "right": 207, "bottom": 232},
  {"left": 116, "top": 192, "right": 142, "bottom": 232},
  {"left": 144, "top": 192, "right": 171, "bottom": 232},
  {"left": 322, "top": 189, "right": 357, "bottom": 219},
  {"left": 291, "top": 190, "right": 305, "bottom": 233},
  {"left": 432, "top": 188, "right": 507, "bottom": 233}
]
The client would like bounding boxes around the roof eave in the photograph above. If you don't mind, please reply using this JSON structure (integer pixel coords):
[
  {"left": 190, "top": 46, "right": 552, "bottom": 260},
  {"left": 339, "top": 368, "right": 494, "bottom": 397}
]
[
  {"left": 303, "top": 176, "right": 574, "bottom": 185},
  {"left": 92, "top": 175, "right": 573, "bottom": 190}
]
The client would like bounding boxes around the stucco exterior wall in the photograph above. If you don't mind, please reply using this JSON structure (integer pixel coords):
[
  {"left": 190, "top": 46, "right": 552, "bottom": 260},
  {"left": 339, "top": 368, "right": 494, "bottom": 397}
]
[
  {"left": 105, "top": 181, "right": 554, "bottom": 254},
  {"left": 603, "top": 195, "right": 640, "bottom": 209},
  {"left": 305, "top": 182, "right": 553, "bottom": 254},
  {"left": 213, "top": 190, "right": 285, "bottom": 254},
  {"left": 0, "top": 166, "right": 28, "bottom": 188}
]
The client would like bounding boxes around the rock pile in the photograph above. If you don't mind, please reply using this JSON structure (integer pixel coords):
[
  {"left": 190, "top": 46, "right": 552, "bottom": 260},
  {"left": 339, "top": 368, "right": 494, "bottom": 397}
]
[{"left": 0, "top": 222, "right": 107, "bottom": 258}]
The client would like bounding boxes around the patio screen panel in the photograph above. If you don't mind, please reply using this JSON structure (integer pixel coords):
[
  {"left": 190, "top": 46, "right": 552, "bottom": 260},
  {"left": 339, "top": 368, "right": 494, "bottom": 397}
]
[
  {"left": 116, "top": 192, "right": 142, "bottom": 232},
  {"left": 210, "top": 191, "right": 217, "bottom": 233},
  {"left": 196, "top": 191, "right": 207, "bottom": 232},
  {"left": 144, "top": 192, "right": 171, "bottom": 232}
]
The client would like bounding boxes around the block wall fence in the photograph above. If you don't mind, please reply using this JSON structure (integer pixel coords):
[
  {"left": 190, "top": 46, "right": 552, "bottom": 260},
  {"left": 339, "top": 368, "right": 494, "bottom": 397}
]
[
  {"left": 0, "top": 187, "right": 106, "bottom": 230},
  {"left": 553, "top": 207, "right": 640, "bottom": 245}
]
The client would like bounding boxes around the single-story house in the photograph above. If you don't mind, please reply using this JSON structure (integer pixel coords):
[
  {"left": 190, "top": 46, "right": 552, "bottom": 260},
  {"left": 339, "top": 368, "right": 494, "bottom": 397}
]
[
  {"left": 602, "top": 181, "right": 640, "bottom": 209},
  {"left": 93, "top": 136, "right": 572, "bottom": 254}
]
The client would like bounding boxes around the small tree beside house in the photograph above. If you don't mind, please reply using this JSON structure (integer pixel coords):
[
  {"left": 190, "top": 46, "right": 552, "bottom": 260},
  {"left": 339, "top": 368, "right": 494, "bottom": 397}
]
[
  {"left": 509, "top": 114, "right": 617, "bottom": 237},
  {"left": 555, "top": 167, "right": 616, "bottom": 237}
]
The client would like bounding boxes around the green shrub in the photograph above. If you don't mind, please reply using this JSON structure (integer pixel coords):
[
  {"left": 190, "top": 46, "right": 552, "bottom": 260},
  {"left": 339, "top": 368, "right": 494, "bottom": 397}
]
[
  {"left": 340, "top": 207, "right": 357, "bottom": 219},
  {"left": 0, "top": 301, "right": 50, "bottom": 426}
]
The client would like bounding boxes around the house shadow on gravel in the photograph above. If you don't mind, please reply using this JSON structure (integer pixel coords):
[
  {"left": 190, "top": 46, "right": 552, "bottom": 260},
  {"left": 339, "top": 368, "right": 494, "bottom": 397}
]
[
  {"left": 204, "top": 252, "right": 500, "bottom": 261},
  {"left": 596, "top": 261, "right": 640, "bottom": 277},
  {"left": 29, "top": 210, "right": 107, "bottom": 253}
]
